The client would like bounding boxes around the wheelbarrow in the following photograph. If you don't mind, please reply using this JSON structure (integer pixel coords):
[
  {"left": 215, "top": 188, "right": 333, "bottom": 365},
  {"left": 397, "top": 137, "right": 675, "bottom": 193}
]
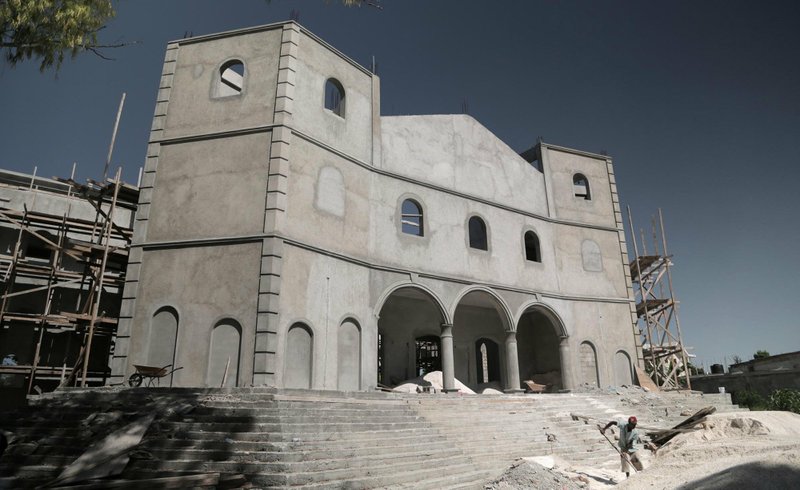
[{"left": 128, "top": 364, "right": 184, "bottom": 387}]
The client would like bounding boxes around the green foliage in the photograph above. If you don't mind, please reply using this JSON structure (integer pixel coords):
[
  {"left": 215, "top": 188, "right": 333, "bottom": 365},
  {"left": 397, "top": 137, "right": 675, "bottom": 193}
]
[
  {"left": 753, "top": 350, "right": 770, "bottom": 359},
  {"left": 0, "top": 0, "right": 116, "bottom": 71},
  {"left": 733, "top": 389, "right": 768, "bottom": 411},
  {"left": 767, "top": 389, "right": 800, "bottom": 414}
]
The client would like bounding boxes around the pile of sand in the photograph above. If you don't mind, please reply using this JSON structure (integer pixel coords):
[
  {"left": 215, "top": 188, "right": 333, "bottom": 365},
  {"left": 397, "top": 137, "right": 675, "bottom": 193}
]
[
  {"left": 392, "top": 371, "right": 475, "bottom": 394},
  {"left": 484, "top": 459, "right": 583, "bottom": 490}
]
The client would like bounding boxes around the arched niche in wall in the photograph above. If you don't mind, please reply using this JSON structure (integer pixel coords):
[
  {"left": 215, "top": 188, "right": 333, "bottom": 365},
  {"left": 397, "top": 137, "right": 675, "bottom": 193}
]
[
  {"left": 614, "top": 350, "right": 633, "bottom": 386},
  {"left": 147, "top": 306, "right": 179, "bottom": 386},
  {"left": 337, "top": 318, "right": 361, "bottom": 391},
  {"left": 315, "top": 166, "right": 345, "bottom": 217},
  {"left": 475, "top": 338, "right": 501, "bottom": 385},
  {"left": 579, "top": 341, "right": 600, "bottom": 387},
  {"left": 581, "top": 239, "right": 603, "bottom": 272},
  {"left": 284, "top": 323, "right": 313, "bottom": 389},
  {"left": 206, "top": 319, "right": 242, "bottom": 388}
]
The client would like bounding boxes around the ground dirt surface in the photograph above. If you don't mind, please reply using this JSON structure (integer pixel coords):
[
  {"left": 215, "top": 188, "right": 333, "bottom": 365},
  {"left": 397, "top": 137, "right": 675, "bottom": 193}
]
[{"left": 489, "top": 411, "right": 800, "bottom": 489}]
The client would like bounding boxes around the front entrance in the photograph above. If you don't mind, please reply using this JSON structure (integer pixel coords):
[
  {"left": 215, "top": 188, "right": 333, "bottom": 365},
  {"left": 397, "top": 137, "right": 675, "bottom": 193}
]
[{"left": 516, "top": 307, "right": 564, "bottom": 391}]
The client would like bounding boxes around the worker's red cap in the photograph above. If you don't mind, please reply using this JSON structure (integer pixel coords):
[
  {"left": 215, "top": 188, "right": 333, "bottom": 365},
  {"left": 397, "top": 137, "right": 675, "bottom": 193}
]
[{"left": 628, "top": 416, "right": 638, "bottom": 424}]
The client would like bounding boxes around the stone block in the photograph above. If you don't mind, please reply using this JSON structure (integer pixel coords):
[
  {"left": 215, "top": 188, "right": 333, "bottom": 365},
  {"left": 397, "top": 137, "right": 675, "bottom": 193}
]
[
  {"left": 161, "top": 61, "right": 176, "bottom": 76},
  {"left": 269, "top": 159, "right": 289, "bottom": 177},
  {"left": 114, "top": 336, "right": 130, "bottom": 356},
  {"left": 271, "top": 140, "right": 291, "bottom": 160},
  {"left": 261, "top": 237, "right": 284, "bottom": 257},
  {"left": 256, "top": 312, "right": 278, "bottom": 332},
  {"left": 278, "top": 55, "right": 295, "bottom": 71},
  {"left": 151, "top": 116, "right": 165, "bottom": 131},
  {"left": 164, "top": 45, "right": 179, "bottom": 62},
  {"left": 266, "top": 191, "right": 287, "bottom": 211},
  {"left": 277, "top": 68, "right": 296, "bottom": 86},
  {"left": 140, "top": 170, "right": 156, "bottom": 188},
  {"left": 143, "top": 156, "right": 158, "bottom": 174},
  {"left": 119, "top": 298, "right": 137, "bottom": 318},
  {"left": 132, "top": 222, "right": 148, "bottom": 243},
  {"left": 259, "top": 275, "right": 281, "bottom": 294},
  {"left": 136, "top": 203, "right": 150, "bottom": 220},
  {"left": 125, "top": 263, "right": 141, "bottom": 282},
  {"left": 271, "top": 126, "right": 291, "bottom": 143},
  {"left": 257, "top": 292, "right": 280, "bottom": 314},
  {"left": 255, "top": 331, "right": 278, "bottom": 353},
  {"left": 280, "top": 40, "right": 298, "bottom": 58},
  {"left": 159, "top": 74, "right": 173, "bottom": 89},
  {"left": 139, "top": 187, "right": 153, "bottom": 204},
  {"left": 274, "top": 96, "right": 293, "bottom": 115},
  {"left": 156, "top": 87, "right": 171, "bottom": 103},
  {"left": 146, "top": 143, "right": 160, "bottom": 158},
  {"left": 267, "top": 175, "right": 288, "bottom": 194},
  {"left": 154, "top": 101, "right": 169, "bottom": 116},
  {"left": 128, "top": 246, "right": 143, "bottom": 263},
  {"left": 260, "top": 255, "right": 283, "bottom": 275},
  {"left": 254, "top": 352, "right": 276, "bottom": 372},
  {"left": 121, "top": 279, "right": 139, "bottom": 299},
  {"left": 276, "top": 82, "right": 294, "bottom": 100}
]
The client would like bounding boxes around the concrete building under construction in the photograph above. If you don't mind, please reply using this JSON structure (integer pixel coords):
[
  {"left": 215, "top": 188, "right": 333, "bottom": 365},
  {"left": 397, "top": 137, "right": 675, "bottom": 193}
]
[
  {"left": 0, "top": 169, "right": 137, "bottom": 392},
  {"left": 109, "top": 21, "right": 642, "bottom": 392}
]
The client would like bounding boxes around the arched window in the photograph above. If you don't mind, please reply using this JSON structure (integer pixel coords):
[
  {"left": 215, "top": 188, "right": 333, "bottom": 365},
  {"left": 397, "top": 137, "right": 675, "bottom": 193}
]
[
  {"left": 218, "top": 60, "right": 244, "bottom": 96},
  {"left": 401, "top": 199, "right": 424, "bottom": 236},
  {"left": 524, "top": 231, "right": 541, "bottom": 262},
  {"left": 573, "top": 173, "right": 591, "bottom": 200},
  {"left": 324, "top": 78, "right": 345, "bottom": 117},
  {"left": 468, "top": 216, "right": 488, "bottom": 250}
]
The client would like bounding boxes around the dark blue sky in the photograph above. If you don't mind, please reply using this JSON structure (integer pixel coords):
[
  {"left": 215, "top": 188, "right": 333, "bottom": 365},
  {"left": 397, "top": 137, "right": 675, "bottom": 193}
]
[{"left": 1, "top": 1, "right": 798, "bottom": 368}]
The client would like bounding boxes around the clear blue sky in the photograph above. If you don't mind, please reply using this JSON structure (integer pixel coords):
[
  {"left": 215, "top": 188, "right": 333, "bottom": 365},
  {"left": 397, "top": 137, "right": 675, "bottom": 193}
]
[{"left": 1, "top": 1, "right": 798, "bottom": 369}]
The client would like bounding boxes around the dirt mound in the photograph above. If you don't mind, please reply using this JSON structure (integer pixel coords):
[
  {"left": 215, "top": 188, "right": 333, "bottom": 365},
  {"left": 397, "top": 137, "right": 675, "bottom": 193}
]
[{"left": 485, "top": 459, "right": 583, "bottom": 490}]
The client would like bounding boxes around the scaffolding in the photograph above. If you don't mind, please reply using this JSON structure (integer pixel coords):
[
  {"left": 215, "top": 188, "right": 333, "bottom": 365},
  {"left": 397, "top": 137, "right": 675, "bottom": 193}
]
[
  {"left": 626, "top": 207, "right": 691, "bottom": 390},
  {"left": 0, "top": 168, "right": 137, "bottom": 392}
]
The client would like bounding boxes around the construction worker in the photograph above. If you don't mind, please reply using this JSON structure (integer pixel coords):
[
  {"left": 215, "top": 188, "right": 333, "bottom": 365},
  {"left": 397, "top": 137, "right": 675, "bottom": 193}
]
[{"left": 601, "top": 415, "right": 644, "bottom": 477}]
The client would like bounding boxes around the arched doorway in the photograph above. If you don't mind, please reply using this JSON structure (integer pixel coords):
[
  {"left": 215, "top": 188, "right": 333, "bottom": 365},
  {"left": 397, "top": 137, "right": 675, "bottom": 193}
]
[
  {"left": 452, "top": 289, "right": 511, "bottom": 390},
  {"left": 376, "top": 286, "right": 447, "bottom": 387},
  {"left": 516, "top": 306, "right": 566, "bottom": 391}
]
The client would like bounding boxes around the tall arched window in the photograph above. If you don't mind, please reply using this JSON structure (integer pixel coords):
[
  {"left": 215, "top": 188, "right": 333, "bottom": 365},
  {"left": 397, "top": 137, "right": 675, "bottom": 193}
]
[
  {"left": 524, "top": 231, "right": 541, "bottom": 262},
  {"left": 218, "top": 60, "right": 244, "bottom": 96},
  {"left": 573, "top": 173, "right": 591, "bottom": 200},
  {"left": 468, "top": 216, "right": 488, "bottom": 250},
  {"left": 401, "top": 199, "right": 424, "bottom": 236},
  {"left": 324, "top": 78, "right": 345, "bottom": 117}
]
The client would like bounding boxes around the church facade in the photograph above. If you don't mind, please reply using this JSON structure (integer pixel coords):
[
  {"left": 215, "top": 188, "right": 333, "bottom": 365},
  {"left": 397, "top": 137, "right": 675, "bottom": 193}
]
[{"left": 110, "top": 22, "right": 641, "bottom": 392}]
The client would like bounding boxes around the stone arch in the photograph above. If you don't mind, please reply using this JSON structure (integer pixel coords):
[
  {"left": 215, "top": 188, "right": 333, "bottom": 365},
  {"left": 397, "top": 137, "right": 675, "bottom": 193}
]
[
  {"left": 614, "top": 350, "right": 634, "bottom": 386},
  {"left": 579, "top": 341, "right": 600, "bottom": 387},
  {"left": 514, "top": 302, "right": 569, "bottom": 391},
  {"left": 337, "top": 317, "right": 361, "bottom": 391},
  {"left": 449, "top": 285, "right": 514, "bottom": 332},
  {"left": 284, "top": 322, "right": 314, "bottom": 389},
  {"left": 375, "top": 283, "right": 450, "bottom": 387},
  {"left": 374, "top": 282, "right": 451, "bottom": 325},
  {"left": 206, "top": 318, "right": 242, "bottom": 388}
]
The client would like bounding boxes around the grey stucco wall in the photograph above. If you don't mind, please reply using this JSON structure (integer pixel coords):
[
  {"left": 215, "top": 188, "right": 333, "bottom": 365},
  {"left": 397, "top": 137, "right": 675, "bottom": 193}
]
[{"left": 114, "top": 21, "right": 640, "bottom": 391}]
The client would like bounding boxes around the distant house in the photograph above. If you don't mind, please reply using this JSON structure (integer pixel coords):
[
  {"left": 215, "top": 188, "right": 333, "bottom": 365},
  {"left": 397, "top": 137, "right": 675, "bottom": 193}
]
[{"left": 691, "top": 351, "right": 800, "bottom": 398}]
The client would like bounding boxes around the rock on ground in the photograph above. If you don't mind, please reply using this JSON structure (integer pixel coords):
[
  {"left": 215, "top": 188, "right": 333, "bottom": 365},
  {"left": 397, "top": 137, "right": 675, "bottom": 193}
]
[{"left": 484, "top": 459, "right": 584, "bottom": 490}]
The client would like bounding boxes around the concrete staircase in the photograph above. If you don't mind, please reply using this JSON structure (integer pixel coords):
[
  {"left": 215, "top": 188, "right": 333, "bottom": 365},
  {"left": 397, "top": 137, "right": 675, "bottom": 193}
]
[{"left": 0, "top": 387, "right": 743, "bottom": 489}]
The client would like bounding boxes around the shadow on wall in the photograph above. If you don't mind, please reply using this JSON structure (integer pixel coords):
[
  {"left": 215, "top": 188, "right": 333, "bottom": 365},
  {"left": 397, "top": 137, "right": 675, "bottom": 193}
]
[
  {"left": 677, "top": 461, "right": 800, "bottom": 490},
  {"left": 0, "top": 388, "right": 259, "bottom": 486}
]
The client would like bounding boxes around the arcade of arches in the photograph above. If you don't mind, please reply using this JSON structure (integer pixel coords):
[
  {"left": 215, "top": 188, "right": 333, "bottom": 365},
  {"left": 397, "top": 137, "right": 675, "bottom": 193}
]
[{"left": 376, "top": 286, "right": 574, "bottom": 392}]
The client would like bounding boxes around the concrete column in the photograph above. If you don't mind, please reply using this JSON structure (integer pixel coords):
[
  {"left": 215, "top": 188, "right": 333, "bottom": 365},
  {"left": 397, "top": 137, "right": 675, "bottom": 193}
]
[
  {"left": 440, "top": 323, "right": 456, "bottom": 392},
  {"left": 559, "top": 336, "right": 574, "bottom": 392},
  {"left": 504, "top": 331, "right": 523, "bottom": 393}
]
